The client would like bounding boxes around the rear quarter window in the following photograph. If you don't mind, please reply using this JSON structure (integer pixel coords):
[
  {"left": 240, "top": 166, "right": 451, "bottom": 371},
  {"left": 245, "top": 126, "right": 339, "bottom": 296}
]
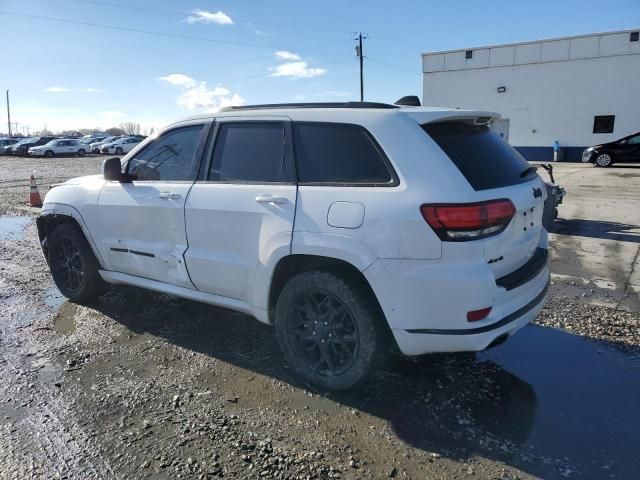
[
  {"left": 422, "top": 122, "right": 535, "bottom": 191},
  {"left": 293, "top": 123, "right": 396, "bottom": 186}
]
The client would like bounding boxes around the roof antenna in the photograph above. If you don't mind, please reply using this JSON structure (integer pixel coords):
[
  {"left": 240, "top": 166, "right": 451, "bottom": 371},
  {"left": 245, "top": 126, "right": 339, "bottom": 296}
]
[{"left": 394, "top": 95, "right": 421, "bottom": 107}]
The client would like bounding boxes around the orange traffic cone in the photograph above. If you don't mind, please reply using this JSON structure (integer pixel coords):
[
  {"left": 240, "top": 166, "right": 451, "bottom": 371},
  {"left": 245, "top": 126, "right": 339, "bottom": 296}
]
[{"left": 28, "top": 174, "right": 43, "bottom": 207}]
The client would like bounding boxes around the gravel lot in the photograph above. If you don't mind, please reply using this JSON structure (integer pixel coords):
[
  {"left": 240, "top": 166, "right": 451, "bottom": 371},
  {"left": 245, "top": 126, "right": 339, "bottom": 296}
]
[{"left": 1, "top": 156, "right": 639, "bottom": 479}]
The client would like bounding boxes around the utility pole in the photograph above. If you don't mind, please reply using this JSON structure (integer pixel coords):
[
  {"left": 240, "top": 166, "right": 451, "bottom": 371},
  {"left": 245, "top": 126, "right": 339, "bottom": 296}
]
[
  {"left": 355, "top": 33, "right": 367, "bottom": 102},
  {"left": 6, "top": 90, "right": 11, "bottom": 137}
]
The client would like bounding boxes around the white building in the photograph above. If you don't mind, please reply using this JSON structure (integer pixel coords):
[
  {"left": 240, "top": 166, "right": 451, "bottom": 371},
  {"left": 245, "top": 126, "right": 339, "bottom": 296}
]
[{"left": 422, "top": 29, "right": 640, "bottom": 161}]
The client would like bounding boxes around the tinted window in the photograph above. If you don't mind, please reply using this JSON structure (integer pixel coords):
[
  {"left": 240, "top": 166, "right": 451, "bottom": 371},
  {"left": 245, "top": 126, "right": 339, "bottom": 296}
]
[
  {"left": 293, "top": 123, "right": 393, "bottom": 184},
  {"left": 127, "top": 125, "right": 203, "bottom": 181},
  {"left": 422, "top": 122, "right": 533, "bottom": 191},
  {"left": 626, "top": 135, "right": 640, "bottom": 144},
  {"left": 209, "top": 123, "right": 286, "bottom": 182},
  {"left": 593, "top": 115, "right": 615, "bottom": 134}
]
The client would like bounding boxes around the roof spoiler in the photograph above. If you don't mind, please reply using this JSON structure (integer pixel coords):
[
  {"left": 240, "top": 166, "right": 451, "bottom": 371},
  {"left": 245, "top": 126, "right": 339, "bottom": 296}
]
[{"left": 394, "top": 95, "right": 421, "bottom": 107}]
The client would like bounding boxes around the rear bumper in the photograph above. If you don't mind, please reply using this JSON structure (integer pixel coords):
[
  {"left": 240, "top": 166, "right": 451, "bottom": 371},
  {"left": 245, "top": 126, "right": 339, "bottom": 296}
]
[
  {"left": 364, "top": 247, "right": 550, "bottom": 356},
  {"left": 393, "top": 278, "right": 548, "bottom": 355}
]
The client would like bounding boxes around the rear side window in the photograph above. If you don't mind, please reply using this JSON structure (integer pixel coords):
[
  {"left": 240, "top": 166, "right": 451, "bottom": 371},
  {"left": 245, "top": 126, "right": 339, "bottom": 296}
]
[
  {"left": 293, "top": 123, "right": 394, "bottom": 185},
  {"left": 422, "top": 122, "right": 534, "bottom": 191},
  {"left": 209, "top": 122, "right": 286, "bottom": 183}
]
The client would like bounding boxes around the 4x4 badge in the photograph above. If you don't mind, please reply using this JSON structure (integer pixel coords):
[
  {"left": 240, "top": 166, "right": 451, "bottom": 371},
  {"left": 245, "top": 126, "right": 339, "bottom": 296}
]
[{"left": 533, "top": 187, "right": 542, "bottom": 198}]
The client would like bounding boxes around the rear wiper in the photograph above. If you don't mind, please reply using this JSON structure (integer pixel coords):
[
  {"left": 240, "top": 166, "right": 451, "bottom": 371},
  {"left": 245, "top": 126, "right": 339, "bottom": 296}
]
[{"left": 519, "top": 166, "right": 538, "bottom": 178}]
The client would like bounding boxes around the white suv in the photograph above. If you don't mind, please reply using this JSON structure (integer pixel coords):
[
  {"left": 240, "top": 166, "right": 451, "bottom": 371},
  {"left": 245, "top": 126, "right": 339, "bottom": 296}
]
[{"left": 37, "top": 101, "right": 549, "bottom": 390}]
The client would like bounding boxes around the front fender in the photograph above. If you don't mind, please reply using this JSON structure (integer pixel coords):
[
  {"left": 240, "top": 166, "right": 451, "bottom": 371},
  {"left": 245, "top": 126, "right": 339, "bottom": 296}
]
[{"left": 40, "top": 203, "right": 106, "bottom": 268}]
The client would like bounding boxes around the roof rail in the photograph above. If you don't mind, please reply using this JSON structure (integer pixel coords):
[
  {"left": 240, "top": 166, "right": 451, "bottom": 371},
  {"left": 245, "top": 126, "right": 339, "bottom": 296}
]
[{"left": 219, "top": 101, "right": 398, "bottom": 112}]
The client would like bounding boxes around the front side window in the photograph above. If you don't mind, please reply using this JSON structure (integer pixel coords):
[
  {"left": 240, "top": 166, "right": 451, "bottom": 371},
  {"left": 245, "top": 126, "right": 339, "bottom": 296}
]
[
  {"left": 127, "top": 125, "right": 204, "bottom": 181},
  {"left": 626, "top": 135, "right": 640, "bottom": 145},
  {"left": 293, "top": 123, "right": 394, "bottom": 185},
  {"left": 208, "top": 122, "right": 287, "bottom": 183}
]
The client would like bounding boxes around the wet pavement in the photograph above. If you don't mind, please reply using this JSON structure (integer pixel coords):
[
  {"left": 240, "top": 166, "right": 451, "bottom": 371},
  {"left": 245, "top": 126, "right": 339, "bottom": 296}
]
[
  {"left": 0, "top": 215, "right": 31, "bottom": 240},
  {"left": 482, "top": 326, "right": 640, "bottom": 477},
  {"left": 1, "top": 158, "right": 639, "bottom": 479}
]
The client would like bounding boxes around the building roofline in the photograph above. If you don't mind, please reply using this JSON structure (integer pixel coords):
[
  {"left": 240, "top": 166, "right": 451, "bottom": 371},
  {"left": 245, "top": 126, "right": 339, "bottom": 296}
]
[{"left": 421, "top": 28, "right": 640, "bottom": 57}]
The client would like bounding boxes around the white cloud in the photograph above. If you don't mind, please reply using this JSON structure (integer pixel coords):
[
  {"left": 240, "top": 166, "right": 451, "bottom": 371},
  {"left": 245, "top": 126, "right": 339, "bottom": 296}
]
[
  {"left": 184, "top": 9, "right": 233, "bottom": 25},
  {"left": 159, "top": 73, "right": 198, "bottom": 88},
  {"left": 275, "top": 50, "right": 301, "bottom": 61},
  {"left": 160, "top": 73, "right": 244, "bottom": 113},
  {"left": 45, "top": 87, "right": 69, "bottom": 93},
  {"left": 269, "top": 61, "right": 327, "bottom": 79},
  {"left": 84, "top": 87, "right": 100, "bottom": 93}
]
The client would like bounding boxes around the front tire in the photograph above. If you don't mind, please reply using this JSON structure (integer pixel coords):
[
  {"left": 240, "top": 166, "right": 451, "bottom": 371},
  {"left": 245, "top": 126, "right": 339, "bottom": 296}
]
[
  {"left": 115, "top": 147, "right": 123, "bottom": 155},
  {"left": 595, "top": 152, "right": 613, "bottom": 167},
  {"left": 275, "top": 271, "right": 387, "bottom": 391},
  {"left": 77, "top": 149, "right": 86, "bottom": 156},
  {"left": 48, "top": 223, "right": 105, "bottom": 302},
  {"left": 44, "top": 150, "right": 54, "bottom": 158}
]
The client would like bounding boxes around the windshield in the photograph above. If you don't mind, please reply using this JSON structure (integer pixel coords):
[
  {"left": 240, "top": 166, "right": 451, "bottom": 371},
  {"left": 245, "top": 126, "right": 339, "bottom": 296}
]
[
  {"left": 15, "top": 137, "right": 37, "bottom": 146},
  {"left": 46, "top": 140, "right": 59, "bottom": 145}
]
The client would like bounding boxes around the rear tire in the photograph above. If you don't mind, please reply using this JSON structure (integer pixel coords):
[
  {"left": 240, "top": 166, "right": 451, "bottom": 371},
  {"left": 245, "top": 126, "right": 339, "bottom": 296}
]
[
  {"left": 45, "top": 150, "right": 54, "bottom": 158},
  {"left": 48, "top": 223, "right": 105, "bottom": 302},
  {"left": 275, "top": 270, "right": 387, "bottom": 391},
  {"left": 595, "top": 152, "right": 613, "bottom": 167}
]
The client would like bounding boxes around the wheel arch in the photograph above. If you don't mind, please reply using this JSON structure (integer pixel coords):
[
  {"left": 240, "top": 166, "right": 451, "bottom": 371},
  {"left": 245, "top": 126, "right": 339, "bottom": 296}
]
[
  {"left": 37, "top": 208, "right": 105, "bottom": 268},
  {"left": 267, "top": 254, "right": 387, "bottom": 327}
]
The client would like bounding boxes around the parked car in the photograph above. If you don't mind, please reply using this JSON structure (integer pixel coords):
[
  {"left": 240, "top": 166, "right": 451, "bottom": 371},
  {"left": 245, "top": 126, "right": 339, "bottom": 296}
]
[
  {"left": 28, "top": 139, "right": 88, "bottom": 157},
  {"left": 582, "top": 131, "right": 640, "bottom": 167},
  {"left": 37, "top": 101, "right": 550, "bottom": 390},
  {"left": 12, "top": 136, "right": 58, "bottom": 156},
  {"left": 79, "top": 133, "right": 108, "bottom": 143},
  {"left": 89, "top": 136, "right": 121, "bottom": 153},
  {"left": 0, "top": 138, "right": 19, "bottom": 149},
  {"left": 78, "top": 136, "right": 107, "bottom": 152},
  {"left": 101, "top": 136, "right": 142, "bottom": 155}
]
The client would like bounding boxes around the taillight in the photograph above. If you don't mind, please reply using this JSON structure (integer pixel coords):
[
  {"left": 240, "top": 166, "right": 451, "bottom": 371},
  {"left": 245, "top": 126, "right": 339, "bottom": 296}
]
[
  {"left": 467, "top": 307, "right": 492, "bottom": 322},
  {"left": 420, "top": 199, "right": 515, "bottom": 241}
]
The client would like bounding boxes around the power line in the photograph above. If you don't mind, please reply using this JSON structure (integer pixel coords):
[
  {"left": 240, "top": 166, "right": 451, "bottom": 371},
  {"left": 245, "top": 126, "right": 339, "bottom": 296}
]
[
  {"left": 66, "top": 0, "right": 355, "bottom": 35},
  {"left": 365, "top": 56, "right": 421, "bottom": 75},
  {"left": 0, "top": 11, "right": 353, "bottom": 57}
]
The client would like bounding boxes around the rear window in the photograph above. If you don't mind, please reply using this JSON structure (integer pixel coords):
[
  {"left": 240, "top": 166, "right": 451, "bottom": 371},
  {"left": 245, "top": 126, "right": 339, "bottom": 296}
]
[
  {"left": 422, "top": 122, "right": 534, "bottom": 191},
  {"left": 293, "top": 123, "right": 395, "bottom": 185}
]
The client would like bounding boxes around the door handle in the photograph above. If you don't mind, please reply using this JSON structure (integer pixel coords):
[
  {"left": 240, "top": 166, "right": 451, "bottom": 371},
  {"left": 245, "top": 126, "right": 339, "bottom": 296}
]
[
  {"left": 158, "top": 192, "right": 181, "bottom": 200},
  {"left": 255, "top": 195, "right": 287, "bottom": 205}
]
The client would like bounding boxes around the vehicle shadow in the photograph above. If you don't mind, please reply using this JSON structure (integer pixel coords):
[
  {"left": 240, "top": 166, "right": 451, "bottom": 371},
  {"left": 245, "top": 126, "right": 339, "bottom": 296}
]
[
  {"left": 550, "top": 218, "right": 640, "bottom": 243},
  {"left": 88, "top": 286, "right": 640, "bottom": 479}
]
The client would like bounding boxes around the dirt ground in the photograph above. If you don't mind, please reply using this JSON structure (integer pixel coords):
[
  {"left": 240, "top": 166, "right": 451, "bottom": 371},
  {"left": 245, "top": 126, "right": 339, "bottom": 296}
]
[{"left": 1, "top": 156, "right": 639, "bottom": 480}]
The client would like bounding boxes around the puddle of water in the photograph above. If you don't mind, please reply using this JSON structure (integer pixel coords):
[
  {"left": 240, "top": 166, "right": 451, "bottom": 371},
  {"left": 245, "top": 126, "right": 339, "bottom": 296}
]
[
  {"left": 480, "top": 324, "right": 640, "bottom": 475},
  {"left": 0, "top": 216, "right": 32, "bottom": 240},
  {"left": 53, "top": 303, "right": 77, "bottom": 334}
]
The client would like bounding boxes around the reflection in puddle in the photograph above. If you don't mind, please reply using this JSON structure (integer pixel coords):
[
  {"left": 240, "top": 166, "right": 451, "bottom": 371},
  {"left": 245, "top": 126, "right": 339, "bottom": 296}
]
[
  {"left": 481, "top": 324, "right": 640, "bottom": 475},
  {"left": 0, "top": 216, "right": 31, "bottom": 240}
]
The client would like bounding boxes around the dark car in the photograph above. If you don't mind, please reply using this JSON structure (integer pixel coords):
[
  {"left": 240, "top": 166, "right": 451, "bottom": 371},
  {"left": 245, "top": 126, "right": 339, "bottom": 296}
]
[
  {"left": 582, "top": 132, "right": 640, "bottom": 167},
  {"left": 0, "top": 138, "right": 20, "bottom": 150},
  {"left": 12, "top": 136, "right": 58, "bottom": 156}
]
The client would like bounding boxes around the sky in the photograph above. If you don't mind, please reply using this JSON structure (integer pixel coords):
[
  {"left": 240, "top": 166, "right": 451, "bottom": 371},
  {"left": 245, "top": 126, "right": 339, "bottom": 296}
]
[{"left": 1, "top": 0, "right": 638, "bottom": 134}]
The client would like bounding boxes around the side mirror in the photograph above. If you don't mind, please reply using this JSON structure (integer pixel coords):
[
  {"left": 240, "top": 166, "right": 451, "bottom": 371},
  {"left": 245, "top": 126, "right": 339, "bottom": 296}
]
[{"left": 102, "top": 157, "right": 122, "bottom": 181}]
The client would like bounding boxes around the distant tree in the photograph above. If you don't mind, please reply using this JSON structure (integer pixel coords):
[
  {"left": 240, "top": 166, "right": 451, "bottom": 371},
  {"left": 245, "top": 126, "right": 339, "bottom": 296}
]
[
  {"left": 105, "top": 127, "right": 125, "bottom": 136},
  {"left": 119, "top": 122, "right": 141, "bottom": 135}
]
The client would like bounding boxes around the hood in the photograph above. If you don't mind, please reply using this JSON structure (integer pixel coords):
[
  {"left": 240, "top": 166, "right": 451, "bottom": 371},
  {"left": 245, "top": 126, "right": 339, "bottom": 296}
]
[{"left": 62, "top": 174, "right": 104, "bottom": 185}]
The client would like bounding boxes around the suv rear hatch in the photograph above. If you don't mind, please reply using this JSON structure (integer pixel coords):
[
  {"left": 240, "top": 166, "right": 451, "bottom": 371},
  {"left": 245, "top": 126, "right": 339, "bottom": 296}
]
[{"left": 421, "top": 120, "right": 546, "bottom": 281}]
